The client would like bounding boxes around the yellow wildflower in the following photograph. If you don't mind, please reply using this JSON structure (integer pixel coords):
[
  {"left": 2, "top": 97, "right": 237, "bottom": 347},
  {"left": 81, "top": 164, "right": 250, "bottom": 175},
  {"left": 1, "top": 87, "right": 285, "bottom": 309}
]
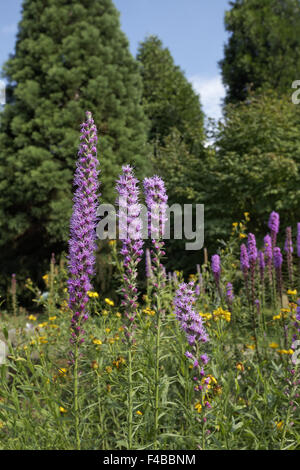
[
  {"left": 136, "top": 410, "right": 143, "bottom": 416},
  {"left": 104, "top": 298, "right": 114, "bottom": 306},
  {"left": 87, "top": 291, "right": 99, "bottom": 298},
  {"left": 269, "top": 342, "right": 279, "bottom": 349},
  {"left": 195, "top": 402, "right": 202, "bottom": 413},
  {"left": 28, "top": 314, "right": 37, "bottom": 321},
  {"left": 49, "top": 316, "right": 57, "bottom": 321},
  {"left": 93, "top": 338, "right": 102, "bottom": 345},
  {"left": 276, "top": 421, "right": 284, "bottom": 431},
  {"left": 59, "top": 406, "right": 67, "bottom": 414},
  {"left": 287, "top": 289, "right": 297, "bottom": 296}
]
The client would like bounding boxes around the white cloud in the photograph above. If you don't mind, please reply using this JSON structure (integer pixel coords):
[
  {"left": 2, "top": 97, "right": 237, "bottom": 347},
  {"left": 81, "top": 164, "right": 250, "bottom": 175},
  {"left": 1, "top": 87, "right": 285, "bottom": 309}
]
[
  {"left": 188, "top": 75, "right": 225, "bottom": 121},
  {"left": 1, "top": 23, "right": 17, "bottom": 35}
]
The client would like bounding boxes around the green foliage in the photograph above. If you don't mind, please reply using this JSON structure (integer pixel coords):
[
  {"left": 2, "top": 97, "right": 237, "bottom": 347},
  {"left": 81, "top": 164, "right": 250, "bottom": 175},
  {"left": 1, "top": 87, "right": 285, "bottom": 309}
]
[
  {"left": 207, "top": 90, "right": 300, "bottom": 243},
  {"left": 220, "top": 0, "right": 300, "bottom": 103},
  {"left": 0, "top": 0, "right": 150, "bottom": 278},
  {"left": 0, "top": 236, "right": 299, "bottom": 450},
  {"left": 137, "top": 35, "right": 204, "bottom": 152}
]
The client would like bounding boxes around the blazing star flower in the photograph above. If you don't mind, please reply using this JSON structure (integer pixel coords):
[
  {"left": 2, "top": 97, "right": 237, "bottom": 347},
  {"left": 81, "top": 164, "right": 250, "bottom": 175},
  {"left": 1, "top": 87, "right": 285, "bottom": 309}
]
[
  {"left": 274, "top": 247, "right": 283, "bottom": 299},
  {"left": 67, "top": 111, "right": 100, "bottom": 348},
  {"left": 211, "top": 255, "right": 221, "bottom": 296},
  {"left": 226, "top": 282, "right": 234, "bottom": 307},
  {"left": 285, "top": 227, "right": 294, "bottom": 285},
  {"left": 247, "top": 233, "right": 257, "bottom": 265},
  {"left": 143, "top": 175, "right": 168, "bottom": 288},
  {"left": 116, "top": 165, "right": 144, "bottom": 340},
  {"left": 240, "top": 244, "right": 249, "bottom": 273},
  {"left": 297, "top": 223, "right": 300, "bottom": 258},
  {"left": 174, "top": 282, "right": 209, "bottom": 393},
  {"left": 268, "top": 211, "right": 280, "bottom": 248},
  {"left": 258, "top": 251, "right": 265, "bottom": 279}
]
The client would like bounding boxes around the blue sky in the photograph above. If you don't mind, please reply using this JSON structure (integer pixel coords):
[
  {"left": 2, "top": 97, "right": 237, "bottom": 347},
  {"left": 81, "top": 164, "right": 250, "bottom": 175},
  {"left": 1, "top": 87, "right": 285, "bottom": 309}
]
[{"left": 0, "top": 0, "right": 231, "bottom": 119}]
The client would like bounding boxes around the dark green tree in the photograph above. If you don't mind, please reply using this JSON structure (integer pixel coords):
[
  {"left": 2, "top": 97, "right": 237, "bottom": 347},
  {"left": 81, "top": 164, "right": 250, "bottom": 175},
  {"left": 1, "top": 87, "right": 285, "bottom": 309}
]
[
  {"left": 137, "top": 35, "right": 204, "bottom": 152},
  {"left": 208, "top": 90, "right": 300, "bottom": 243},
  {"left": 220, "top": 0, "right": 300, "bottom": 103},
  {"left": 0, "top": 0, "right": 150, "bottom": 278}
]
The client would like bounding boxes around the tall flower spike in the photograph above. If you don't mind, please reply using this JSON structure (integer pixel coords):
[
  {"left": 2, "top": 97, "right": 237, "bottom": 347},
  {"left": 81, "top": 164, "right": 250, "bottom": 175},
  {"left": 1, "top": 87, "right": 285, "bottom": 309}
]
[
  {"left": 264, "top": 234, "right": 273, "bottom": 285},
  {"left": 248, "top": 233, "right": 257, "bottom": 304},
  {"left": 67, "top": 111, "right": 100, "bottom": 348},
  {"left": 211, "top": 254, "right": 221, "bottom": 296},
  {"left": 143, "top": 175, "right": 168, "bottom": 288},
  {"left": 274, "top": 247, "right": 283, "bottom": 300},
  {"left": 240, "top": 243, "right": 250, "bottom": 300},
  {"left": 116, "top": 165, "right": 144, "bottom": 341},
  {"left": 173, "top": 282, "right": 209, "bottom": 398},
  {"left": 284, "top": 226, "right": 294, "bottom": 285},
  {"left": 268, "top": 211, "right": 280, "bottom": 249}
]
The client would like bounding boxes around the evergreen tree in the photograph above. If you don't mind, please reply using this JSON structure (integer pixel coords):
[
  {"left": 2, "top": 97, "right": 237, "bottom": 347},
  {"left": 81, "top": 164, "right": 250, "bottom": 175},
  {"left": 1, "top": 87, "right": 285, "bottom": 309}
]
[
  {"left": 137, "top": 35, "right": 204, "bottom": 152},
  {"left": 0, "top": 0, "right": 150, "bottom": 277},
  {"left": 208, "top": 90, "right": 300, "bottom": 242},
  {"left": 220, "top": 0, "right": 300, "bottom": 103}
]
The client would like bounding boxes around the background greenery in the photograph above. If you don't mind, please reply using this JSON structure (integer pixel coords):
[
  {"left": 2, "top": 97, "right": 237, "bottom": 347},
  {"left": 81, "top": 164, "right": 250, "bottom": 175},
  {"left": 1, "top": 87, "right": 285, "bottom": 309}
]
[{"left": 0, "top": 0, "right": 300, "bottom": 295}]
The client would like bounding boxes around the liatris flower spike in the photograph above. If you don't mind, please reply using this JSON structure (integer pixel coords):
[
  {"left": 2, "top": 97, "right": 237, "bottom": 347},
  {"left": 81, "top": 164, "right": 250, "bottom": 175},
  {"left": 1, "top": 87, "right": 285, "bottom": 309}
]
[
  {"left": 67, "top": 111, "right": 100, "bottom": 349},
  {"left": 226, "top": 282, "right": 234, "bottom": 308},
  {"left": 211, "top": 254, "right": 221, "bottom": 296},
  {"left": 116, "top": 165, "right": 144, "bottom": 341},
  {"left": 285, "top": 226, "right": 294, "bottom": 285},
  {"left": 143, "top": 175, "right": 168, "bottom": 289},
  {"left": 173, "top": 282, "right": 210, "bottom": 399},
  {"left": 273, "top": 247, "right": 283, "bottom": 300},
  {"left": 264, "top": 234, "right": 273, "bottom": 284},
  {"left": 268, "top": 211, "right": 280, "bottom": 248},
  {"left": 248, "top": 233, "right": 257, "bottom": 303}
]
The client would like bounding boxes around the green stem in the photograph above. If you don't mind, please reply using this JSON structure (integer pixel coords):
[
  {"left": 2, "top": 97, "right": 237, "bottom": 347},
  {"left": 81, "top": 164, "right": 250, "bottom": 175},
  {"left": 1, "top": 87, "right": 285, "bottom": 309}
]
[
  {"left": 127, "top": 346, "right": 133, "bottom": 449},
  {"left": 154, "top": 300, "right": 161, "bottom": 449},
  {"left": 74, "top": 342, "right": 80, "bottom": 450}
]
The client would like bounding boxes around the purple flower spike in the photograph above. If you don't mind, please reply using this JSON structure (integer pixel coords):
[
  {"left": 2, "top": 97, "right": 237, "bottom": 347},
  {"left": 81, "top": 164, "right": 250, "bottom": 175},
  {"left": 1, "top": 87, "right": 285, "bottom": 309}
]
[
  {"left": 116, "top": 165, "right": 144, "bottom": 340},
  {"left": 226, "top": 282, "right": 234, "bottom": 307},
  {"left": 211, "top": 254, "right": 221, "bottom": 287},
  {"left": 247, "top": 233, "right": 257, "bottom": 304},
  {"left": 240, "top": 244, "right": 249, "bottom": 273},
  {"left": 268, "top": 211, "right": 280, "bottom": 248},
  {"left": 143, "top": 175, "right": 168, "bottom": 288},
  {"left": 274, "top": 247, "right": 283, "bottom": 269},
  {"left": 143, "top": 175, "right": 168, "bottom": 240},
  {"left": 173, "top": 282, "right": 209, "bottom": 393},
  {"left": 67, "top": 111, "right": 100, "bottom": 347},
  {"left": 285, "top": 227, "right": 294, "bottom": 285},
  {"left": 274, "top": 247, "right": 283, "bottom": 299},
  {"left": 247, "top": 233, "right": 257, "bottom": 264},
  {"left": 297, "top": 223, "right": 300, "bottom": 258}
]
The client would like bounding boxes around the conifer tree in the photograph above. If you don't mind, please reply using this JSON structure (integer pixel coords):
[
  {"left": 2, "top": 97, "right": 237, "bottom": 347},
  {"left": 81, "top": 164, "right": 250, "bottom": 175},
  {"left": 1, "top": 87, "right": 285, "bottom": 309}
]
[
  {"left": 220, "top": 0, "right": 300, "bottom": 103},
  {"left": 137, "top": 35, "right": 204, "bottom": 153},
  {"left": 0, "top": 0, "right": 150, "bottom": 276}
]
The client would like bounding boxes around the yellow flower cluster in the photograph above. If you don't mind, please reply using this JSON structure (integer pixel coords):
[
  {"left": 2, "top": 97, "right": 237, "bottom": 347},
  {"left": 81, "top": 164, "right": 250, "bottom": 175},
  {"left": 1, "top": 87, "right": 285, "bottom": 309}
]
[
  {"left": 142, "top": 307, "right": 155, "bottom": 316},
  {"left": 87, "top": 291, "right": 99, "bottom": 298},
  {"left": 269, "top": 342, "right": 279, "bottom": 349},
  {"left": 276, "top": 349, "right": 294, "bottom": 355},
  {"left": 287, "top": 289, "right": 297, "bottom": 296},
  {"left": 104, "top": 298, "right": 114, "bottom": 306},
  {"left": 112, "top": 356, "right": 126, "bottom": 369},
  {"left": 273, "top": 305, "right": 296, "bottom": 321},
  {"left": 212, "top": 307, "right": 231, "bottom": 322}
]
